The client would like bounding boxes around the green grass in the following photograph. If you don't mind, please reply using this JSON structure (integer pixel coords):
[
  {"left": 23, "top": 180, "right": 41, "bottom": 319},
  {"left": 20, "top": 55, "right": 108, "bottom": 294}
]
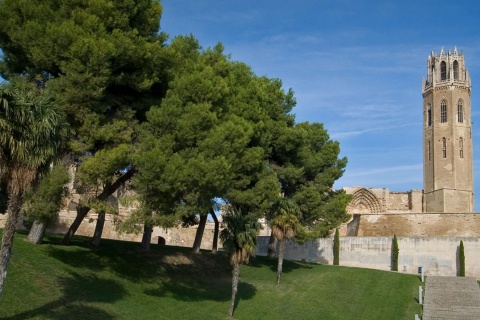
[{"left": 0, "top": 231, "right": 422, "bottom": 319}]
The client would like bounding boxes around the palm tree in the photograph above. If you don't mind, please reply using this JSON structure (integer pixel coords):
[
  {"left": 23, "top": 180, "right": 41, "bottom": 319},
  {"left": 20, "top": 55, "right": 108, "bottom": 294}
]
[
  {"left": 0, "top": 79, "right": 65, "bottom": 298},
  {"left": 267, "top": 197, "right": 301, "bottom": 285},
  {"left": 220, "top": 206, "right": 260, "bottom": 318}
]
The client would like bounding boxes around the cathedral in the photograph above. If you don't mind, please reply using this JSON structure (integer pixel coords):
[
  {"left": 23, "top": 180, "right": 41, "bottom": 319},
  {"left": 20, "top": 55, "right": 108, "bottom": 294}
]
[{"left": 342, "top": 48, "right": 480, "bottom": 236}]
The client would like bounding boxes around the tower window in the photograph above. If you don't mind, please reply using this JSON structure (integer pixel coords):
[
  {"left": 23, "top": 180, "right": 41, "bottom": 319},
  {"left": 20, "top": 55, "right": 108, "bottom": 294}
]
[
  {"left": 440, "top": 100, "right": 447, "bottom": 123},
  {"left": 440, "top": 61, "right": 447, "bottom": 81},
  {"left": 459, "top": 137, "right": 464, "bottom": 158},
  {"left": 428, "top": 140, "right": 431, "bottom": 161},
  {"left": 442, "top": 138, "right": 447, "bottom": 158},
  {"left": 427, "top": 104, "right": 432, "bottom": 126},
  {"left": 453, "top": 60, "right": 459, "bottom": 80},
  {"left": 457, "top": 100, "right": 464, "bottom": 123}
]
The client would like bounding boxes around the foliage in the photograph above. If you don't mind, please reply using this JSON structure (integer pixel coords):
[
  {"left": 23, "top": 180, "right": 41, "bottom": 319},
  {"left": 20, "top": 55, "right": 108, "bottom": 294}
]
[
  {"left": 132, "top": 38, "right": 291, "bottom": 229},
  {"left": 267, "top": 198, "right": 301, "bottom": 241},
  {"left": 333, "top": 228, "right": 340, "bottom": 266},
  {"left": 23, "top": 164, "right": 70, "bottom": 225},
  {"left": 220, "top": 206, "right": 260, "bottom": 316},
  {"left": 392, "top": 234, "right": 399, "bottom": 272},
  {"left": 0, "top": 78, "right": 66, "bottom": 193},
  {"left": 220, "top": 206, "right": 260, "bottom": 267},
  {"left": 459, "top": 240, "right": 465, "bottom": 277},
  {"left": 270, "top": 121, "right": 352, "bottom": 240},
  {"left": 0, "top": 77, "right": 66, "bottom": 298},
  {"left": 0, "top": 0, "right": 170, "bottom": 243},
  {"left": 0, "top": 232, "right": 423, "bottom": 320},
  {"left": 267, "top": 197, "right": 302, "bottom": 284}
]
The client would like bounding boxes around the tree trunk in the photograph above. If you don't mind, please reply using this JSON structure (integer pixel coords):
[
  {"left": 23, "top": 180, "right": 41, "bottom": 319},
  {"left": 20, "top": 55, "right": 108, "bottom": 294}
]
[
  {"left": 141, "top": 224, "right": 153, "bottom": 251},
  {"left": 61, "top": 205, "right": 90, "bottom": 245},
  {"left": 61, "top": 167, "right": 136, "bottom": 245},
  {"left": 210, "top": 208, "right": 219, "bottom": 254},
  {"left": 27, "top": 220, "right": 47, "bottom": 244},
  {"left": 277, "top": 238, "right": 286, "bottom": 285},
  {"left": 0, "top": 193, "right": 22, "bottom": 299},
  {"left": 192, "top": 213, "right": 207, "bottom": 254},
  {"left": 267, "top": 230, "right": 277, "bottom": 258},
  {"left": 228, "top": 261, "right": 240, "bottom": 317},
  {"left": 91, "top": 212, "right": 105, "bottom": 248}
]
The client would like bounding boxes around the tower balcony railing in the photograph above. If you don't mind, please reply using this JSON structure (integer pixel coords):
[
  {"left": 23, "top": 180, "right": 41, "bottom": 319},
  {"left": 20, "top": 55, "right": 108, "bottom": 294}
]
[{"left": 424, "top": 78, "right": 469, "bottom": 91}]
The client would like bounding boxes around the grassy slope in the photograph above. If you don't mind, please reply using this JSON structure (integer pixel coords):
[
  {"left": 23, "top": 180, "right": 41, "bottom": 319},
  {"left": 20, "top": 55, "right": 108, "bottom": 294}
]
[{"left": 0, "top": 232, "right": 421, "bottom": 319}]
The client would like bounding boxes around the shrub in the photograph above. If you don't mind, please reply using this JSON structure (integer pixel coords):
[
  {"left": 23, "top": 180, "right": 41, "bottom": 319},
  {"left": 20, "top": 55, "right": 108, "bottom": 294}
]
[
  {"left": 459, "top": 240, "right": 465, "bottom": 277},
  {"left": 391, "top": 234, "right": 399, "bottom": 271},
  {"left": 333, "top": 228, "right": 340, "bottom": 265}
]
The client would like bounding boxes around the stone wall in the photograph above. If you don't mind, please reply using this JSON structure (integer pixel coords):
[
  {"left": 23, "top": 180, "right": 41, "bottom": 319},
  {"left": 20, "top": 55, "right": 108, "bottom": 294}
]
[
  {"left": 256, "top": 236, "right": 480, "bottom": 278},
  {"left": 0, "top": 210, "right": 220, "bottom": 250},
  {"left": 48, "top": 212, "right": 220, "bottom": 250},
  {"left": 344, "top": 187, "right": 424, "bottom": 214},
  {"left": 350, "top": 213, "right": 480, "bottom": 236}
]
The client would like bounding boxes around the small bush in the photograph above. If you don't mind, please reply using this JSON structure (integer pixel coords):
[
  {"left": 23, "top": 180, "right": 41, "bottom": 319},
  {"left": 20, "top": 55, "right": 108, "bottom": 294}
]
[
  {"left": 391, "top": 234, "right": 399, "bottom": 271},
  {"left": 333, "top": 228, "right": 340, "bottom": 265},
  {"left": 459, "top": 240, "right": 465, "bottom": 277}
]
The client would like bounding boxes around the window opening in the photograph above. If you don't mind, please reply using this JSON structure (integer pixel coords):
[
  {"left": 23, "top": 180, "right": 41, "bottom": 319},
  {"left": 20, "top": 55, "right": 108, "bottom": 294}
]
[
  {"left": 428, "top": 141, "right": 431, "bottom": 161},
  {"left": 453, "top": 60, "right": 459, "bottom": 80},
  {"left": 457, "top": 100, "right": 464, "bottom": 123},
  {"left": 440, "top": 61, "right": 447, "bottom": 81},
  {"left": 459, "top": 137, "right": 464, "bottom": 159},
  {"left": 442, "top": 138, "right": 447, "bottom": 159},
  {"left": 427, "top": 104, "right": 432, "bottom": 126},
  {"left": 440, "top": 100, "right": 447, "bottom": 123}
]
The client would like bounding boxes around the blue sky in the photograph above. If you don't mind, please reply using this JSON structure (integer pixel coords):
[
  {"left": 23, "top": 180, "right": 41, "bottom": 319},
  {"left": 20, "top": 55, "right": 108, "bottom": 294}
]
[{"left": 161, "top": 1, "right": 480, "bottom": 211}]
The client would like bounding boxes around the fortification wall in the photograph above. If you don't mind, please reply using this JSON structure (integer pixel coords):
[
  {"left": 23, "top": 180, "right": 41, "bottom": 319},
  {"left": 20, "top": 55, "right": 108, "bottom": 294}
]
[
  {"left": 351, "top": 213, "right": 480, "bottom": 236},
  {"left": 257, "top": 236, "right": 480, "bottom": 278},
  {"left": 0, "top": 209, "right": 220, "bottom": 250}
]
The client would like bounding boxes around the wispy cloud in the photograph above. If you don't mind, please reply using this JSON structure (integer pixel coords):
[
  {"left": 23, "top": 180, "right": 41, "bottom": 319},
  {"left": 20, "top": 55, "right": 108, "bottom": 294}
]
[
  {"left": 331, "top": 122, "right": 420, "bottom": 139},
  {"left": 347, "top": 163, "right": 423, "bottom": 177}
]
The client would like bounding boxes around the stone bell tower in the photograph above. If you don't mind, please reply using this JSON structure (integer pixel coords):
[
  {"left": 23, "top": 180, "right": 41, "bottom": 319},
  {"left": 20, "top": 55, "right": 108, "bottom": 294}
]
[{"left": 422, "top": 47, "right": 474, "bottom": 212}]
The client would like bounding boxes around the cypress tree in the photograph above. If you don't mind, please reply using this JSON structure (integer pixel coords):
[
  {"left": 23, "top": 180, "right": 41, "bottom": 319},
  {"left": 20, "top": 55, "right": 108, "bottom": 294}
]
[
  {"left": 333, "top": 228, "right": 340, "bottom": 265},
  {"left": 392, "top": 234, "right": 399, "bottom": 271},
  {"left": 459, "top": 240, "right": 465, "bottom": 277}
]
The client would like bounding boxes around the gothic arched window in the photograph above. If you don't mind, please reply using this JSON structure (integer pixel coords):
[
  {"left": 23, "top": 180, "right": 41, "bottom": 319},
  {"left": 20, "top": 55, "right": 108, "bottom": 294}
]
[
  {"left": 459, "top": 137, "right": 464, "bottom": 158},
  {"left": 427, "top": 104, "right": 432, "bottom": 126},
  {"left": 453, "top": 60, "right": 459, "bottom": 80},
  {"left": 440, "top": 61, "right": 447, "bottom": 81},
  {"left": 457, "top": 99, "right": 464, "bottom": 123},
  {"left": 442, "top": 138, "right": 447, "bottom": 158},
  {"left": 440, "top": 100, "right": 447, "bottom": 123}
]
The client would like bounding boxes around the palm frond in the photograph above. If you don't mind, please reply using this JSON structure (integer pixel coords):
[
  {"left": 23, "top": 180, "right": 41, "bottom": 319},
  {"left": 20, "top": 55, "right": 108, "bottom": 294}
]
[{"left": 220, "top": 205, "right": 260, "bottom": 266}]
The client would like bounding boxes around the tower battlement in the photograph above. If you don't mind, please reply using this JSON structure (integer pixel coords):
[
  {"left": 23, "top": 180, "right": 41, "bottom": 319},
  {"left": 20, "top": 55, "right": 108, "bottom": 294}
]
[{"left": 423, "top": 47, "right": 471, "bottom": 93}]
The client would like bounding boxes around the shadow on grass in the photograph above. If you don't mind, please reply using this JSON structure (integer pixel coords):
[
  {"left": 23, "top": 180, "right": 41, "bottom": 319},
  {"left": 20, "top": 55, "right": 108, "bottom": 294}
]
[
  {"left": 249, "top": 255, "right": 313, "bottom": 274},
  {"left": 45, "top": 240, "right": 231, "bottom": 281},
  {"left": 143, "top": 254, "right": 256, "bottom": 302},
  {"left": 2, "top": 272, "right": 126, "bottom": 320},
  {"left": 43, "top": 235, "right": 254, "bottom": 303},
  {"left": 145, "top": 277, "right": 256, "bottom": 303}
]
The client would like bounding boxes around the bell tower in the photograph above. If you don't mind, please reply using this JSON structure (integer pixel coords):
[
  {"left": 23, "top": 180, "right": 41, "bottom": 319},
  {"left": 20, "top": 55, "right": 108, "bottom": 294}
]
[{"left": 422, "top": 47, "right": 474, "bottom": 212}]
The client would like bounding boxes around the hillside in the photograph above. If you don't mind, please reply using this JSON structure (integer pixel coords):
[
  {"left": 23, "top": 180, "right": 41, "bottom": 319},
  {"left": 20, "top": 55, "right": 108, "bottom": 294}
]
[{"left": 0, "top": 232, "right": 421, "bottom": 319}]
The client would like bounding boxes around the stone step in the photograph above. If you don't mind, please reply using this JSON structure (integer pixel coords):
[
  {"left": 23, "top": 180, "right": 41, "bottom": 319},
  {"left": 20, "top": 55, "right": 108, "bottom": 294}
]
[{"left": 423, "top": 276, "right": 480, "bottom": 320}]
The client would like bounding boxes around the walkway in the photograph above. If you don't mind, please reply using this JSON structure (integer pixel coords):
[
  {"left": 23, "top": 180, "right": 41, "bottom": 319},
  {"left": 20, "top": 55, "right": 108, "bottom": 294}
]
[{"left": 423, "top": 276, "right": 480, "bottom": 320}]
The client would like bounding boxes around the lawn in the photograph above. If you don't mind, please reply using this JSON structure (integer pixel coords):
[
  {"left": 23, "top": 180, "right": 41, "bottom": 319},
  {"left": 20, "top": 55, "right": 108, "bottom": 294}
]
[{"left": 0, "top": 232, "right": 422, "bottom": 319}]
